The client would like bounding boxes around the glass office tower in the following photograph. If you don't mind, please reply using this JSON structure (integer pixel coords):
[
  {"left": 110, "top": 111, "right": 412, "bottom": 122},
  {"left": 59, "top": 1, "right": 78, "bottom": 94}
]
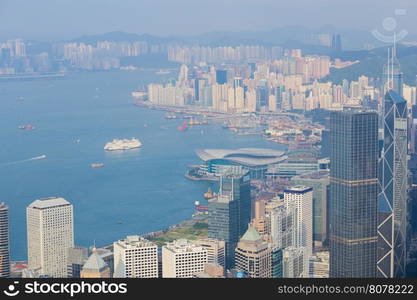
[
  {"left": 377, "top": 90, "right": 408, "bottom": 278},
  {"left": 208, "top": 171, "right": 251, "bottom": 268},
  {"left": 329, "top": 110, "right": 378, "bottom": 278}
]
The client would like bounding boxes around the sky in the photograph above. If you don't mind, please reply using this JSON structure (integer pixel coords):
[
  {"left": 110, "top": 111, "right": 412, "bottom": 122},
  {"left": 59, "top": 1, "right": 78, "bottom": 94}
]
[{"left": 0, "top": 0, "right": 417, "bottom": 41}]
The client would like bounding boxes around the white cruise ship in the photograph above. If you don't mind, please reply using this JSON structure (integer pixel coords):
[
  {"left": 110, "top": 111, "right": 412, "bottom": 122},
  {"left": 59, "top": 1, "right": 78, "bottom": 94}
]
[{"left": 104, "top": 138, "right": 142, "bottom": 151}]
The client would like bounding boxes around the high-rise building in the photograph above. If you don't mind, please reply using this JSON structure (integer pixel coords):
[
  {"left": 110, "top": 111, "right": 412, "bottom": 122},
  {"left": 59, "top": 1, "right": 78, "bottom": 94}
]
[
  {"left": 234, "top": 226, "right": 272, "bottom": 278},
  {"left": 67, "top": 246, "right": 89, "bottom": 278},
  {"left": 27, "top": 197, "right": 74, "bottom": 278},
  {"left": 329, "top": 110, "right": 378, "bottom": 278},
  {"left": 309, "top": 251, "right": 330, "bottom": 278},
  {"left": 113, "top": 235, "right": 158, "bottom": 278},
  {"left": 216, "top": 69, "right": 228, "bottom": 85},
  {"left": 377, "top": 90, "right": 408, "bottom": 278},
  {"left": 291, "top": 171, "right": 330, "bottom": 246},
  {"left": 284, "top": 186, "right": 314, "bottom": 256},
  {"left": 219, "top": 172, "right": 251, "bottom": 237},
  {"left": 162, "top": 239, "right": 208, "bottom": 278},
  {"left": 208, "top": 195, "right": 239, "bottom": 269},
  {"left": 195, "top": 238, "right": 225, "bottom": 267},
  {"left": 331, "top": 34, "right": 342, "bottom": 52},
  {"left": 0, "top": 203, "right": 10, "bottom": 278},
  {"left": 80, "top": 248, "right": 111, "bottom": 278},
  {"left": 383, "top": 48, "right": 403, "bottom": 97},
  {"left": 283, "top": 247, "right": 307, "bottom": 278},
  {"left": 208, "top": 171, "right": 251, "bottom": 268},
  {"left": 260, "top": 198, "right": 295, "bottom": 249}
]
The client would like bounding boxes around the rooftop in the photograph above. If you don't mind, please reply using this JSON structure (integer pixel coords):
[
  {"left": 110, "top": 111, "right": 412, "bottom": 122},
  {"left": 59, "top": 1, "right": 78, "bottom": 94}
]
[
  {"left": 196, "top": 148, "right": 287, "bottom": 167},
  {"left": 28, "top": 197, "right": 71, "bottom": 209},
  {"left": 294, "top": 170, "right": 330, "bottom": 180},
  {"left": 241, "top": 226, "right": 262, "bottom": 242},
  {"left": 163, "top": 239, "right": 206, "bottom": 254},
  {"left": 114, "top": 235, "right": 156, "bottom": 249},
  {"left": 284, "top": 185, "right": 313, "bottom": 193},
  {"left": 82, "top": 249, "right": 108, "bottom": 272}
]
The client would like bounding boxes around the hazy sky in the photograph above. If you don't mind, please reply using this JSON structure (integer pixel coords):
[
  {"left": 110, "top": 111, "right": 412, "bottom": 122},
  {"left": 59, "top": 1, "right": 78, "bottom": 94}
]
[{"left": 0, "top": 0, "right": 416, "bottom": 40}]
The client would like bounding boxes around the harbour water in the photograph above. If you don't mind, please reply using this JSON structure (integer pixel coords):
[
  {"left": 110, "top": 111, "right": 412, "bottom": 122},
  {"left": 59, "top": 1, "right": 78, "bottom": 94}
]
[{"left": 0, "top": 70, "right": 285, "bottom": 260}]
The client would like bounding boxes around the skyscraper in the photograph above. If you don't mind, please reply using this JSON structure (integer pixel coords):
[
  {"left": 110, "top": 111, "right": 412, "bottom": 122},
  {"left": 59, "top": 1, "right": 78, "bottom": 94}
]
[
  {"left": 234, "top": 226, "right": 272, "bottom": 278},
  {"left": 216, "top": 69, "right": 228, "bottom": 85},
  {"left": 283, "top": 247, "right": 307, "bottom": 278},
  {"left": 195, "top": 238, "right": 225, "bottom": 267},
  {"left": 208, "top": 195, "right": 239, "bottom": 269},
  {"left": 208, "top": 171, "right": 251, "bottom": 268},
  {"left": 67, "top": 246, "right": 89, "bottom": 278},
  {"left": 113, "top": 235, "right": 158, "bottom": 278},
  {"left": 383, "top": 48, "right": 403, "bottom": 97},
  {"left": 0, "top": 203, "right": 10, "bottom": 278},
  {"left": 329, "top": 110, "right": 378, "bottom": 278},
  {"left": 162, "top": 239, "right": 208, "bottom": 278},
  {"left": 284, "top": 186, "right": 314, "bottom": 257},
  {"left": 331, "top": 34, "right": 342, "bottom": 52},
  {"left": 219, "top": 172, "right": 251, "bottom": 237},
  {"left": 27, "top": 197, "right": 74, "bottom": 278},
  {"left": 377, "top": 90, "right": 408, "bottom": 278},
  {"left": 291, "top": 171, "right": 330, "bottom": 247}
]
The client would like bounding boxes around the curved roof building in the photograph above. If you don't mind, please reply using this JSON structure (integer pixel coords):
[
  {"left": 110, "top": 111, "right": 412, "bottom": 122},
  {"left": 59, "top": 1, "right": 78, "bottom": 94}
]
[
  {"left": 195, "top": 148, "right": 287, "bottom": 180},
  {"left": 195, "top": 148, "right": 287, "bottom": 167}
]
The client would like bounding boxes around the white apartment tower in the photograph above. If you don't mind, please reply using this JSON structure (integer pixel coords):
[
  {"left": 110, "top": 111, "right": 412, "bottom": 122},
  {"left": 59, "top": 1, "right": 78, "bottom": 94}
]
[
  {"left": 162, "top": 239, "right": 208, "bottom": 278},
  {"left": 27, "top": 197, "right": 74, "bottom": 278},
  {"left": 284, "top": 186, "right": 313, "bottom": 256},
  {"left": 113, "top": 235, "right": 158, "bottom": 278}
]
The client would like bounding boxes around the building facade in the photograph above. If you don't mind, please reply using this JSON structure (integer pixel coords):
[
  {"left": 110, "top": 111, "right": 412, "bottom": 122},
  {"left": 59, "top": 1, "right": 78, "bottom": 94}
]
[
  {"left": 113, "top": 235, "right": 158, "bottom": 278},
  {"left": 377, "top": 90, "right": 408, "bottom": 278},
  {"left": 208, "top": 171, "right": 251, "bottom": 268},
  {"left": 162, "top": 239, "right": 208, "bottom": 278},
  {"left": 195, "top": 238, "right": 225, "bottom": 267},
  {"left": 234, "top": 226, "right": 272, "bottom": 278},
  {"left": 0, "top": 203, "right": 10, "bottom": 278},
  {"left": 291, "top": 171, "right": 330, "bottom": 246},
  {"left": 329, "top": 110, "right": 378, "bottom": 278},
  {"left": 27, "top": 197, "right": 74, "bottom": 278},
  {"left": 284, "top": 186, "right": 314, "bottom": 256}
]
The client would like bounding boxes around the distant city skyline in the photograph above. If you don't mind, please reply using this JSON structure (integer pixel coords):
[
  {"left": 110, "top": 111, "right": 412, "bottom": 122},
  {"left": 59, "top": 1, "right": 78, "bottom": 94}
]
[{"left": 0, "top": 0, "right": 416, "bottom": 41}]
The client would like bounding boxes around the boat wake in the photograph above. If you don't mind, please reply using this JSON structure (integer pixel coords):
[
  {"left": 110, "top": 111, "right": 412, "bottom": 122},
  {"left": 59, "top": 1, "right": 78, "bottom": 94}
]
[{"left": 0, "top": 155, "right": 47, "bottom": 166}]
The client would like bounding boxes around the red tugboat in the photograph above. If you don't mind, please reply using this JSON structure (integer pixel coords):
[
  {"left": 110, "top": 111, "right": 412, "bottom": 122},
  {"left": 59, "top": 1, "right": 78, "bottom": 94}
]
[{"left": 177, "top": 121, "right": 188, "bottom": 131}]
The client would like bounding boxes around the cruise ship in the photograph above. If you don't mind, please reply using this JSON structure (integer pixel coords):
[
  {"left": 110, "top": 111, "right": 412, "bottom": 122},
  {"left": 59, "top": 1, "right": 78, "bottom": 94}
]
[{"left": 104, "top": 138, "right": 142, "bottom": 151}]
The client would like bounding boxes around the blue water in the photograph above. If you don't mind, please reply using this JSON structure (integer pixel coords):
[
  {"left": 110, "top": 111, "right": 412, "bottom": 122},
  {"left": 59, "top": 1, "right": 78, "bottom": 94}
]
[{"left": 0, "top": 70, "right": 284, "bottom": 260}]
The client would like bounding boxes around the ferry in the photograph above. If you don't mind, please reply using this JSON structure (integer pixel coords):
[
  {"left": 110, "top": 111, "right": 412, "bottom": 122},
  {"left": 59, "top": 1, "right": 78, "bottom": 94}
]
[
  {"left": 156, "top": 70, "right": 171, "bottom": 75},
  {"left": 133, "top": 100, "right": 147, "bottom": 107},
  {"left": 91, "top": 163, "right": 104, "bottom": 168},
  {"left": 104, "top": 138, "right": 142, "bottom": 151},
  {"left": 165, "top": 114, "right": 177, "bottom": 119},
  {"left": 18, "top": 124, "right": 36, "bottom": 130}
]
